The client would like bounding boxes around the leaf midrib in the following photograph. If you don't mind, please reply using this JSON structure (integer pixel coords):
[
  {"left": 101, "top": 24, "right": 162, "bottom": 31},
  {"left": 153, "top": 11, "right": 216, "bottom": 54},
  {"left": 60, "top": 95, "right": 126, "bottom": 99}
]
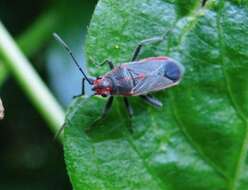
[
  {"left": 167, "top": 2, "right": 230, "bottom": 180},
  {"left": 115, "top": 3, "right": 230, "bottom": 190},
  {"left": 115, "top": 101, "right": 167, "bottom": 190},
  {"left": 216, "top": 1, "right": 248, "bottom": 190}
]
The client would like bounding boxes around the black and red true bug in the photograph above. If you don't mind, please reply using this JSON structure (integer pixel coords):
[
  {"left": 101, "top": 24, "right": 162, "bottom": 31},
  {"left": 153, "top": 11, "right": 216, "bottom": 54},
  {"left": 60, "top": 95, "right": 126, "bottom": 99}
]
[{"left": 53, "top": 33, "right": 184, "bottom": 119}]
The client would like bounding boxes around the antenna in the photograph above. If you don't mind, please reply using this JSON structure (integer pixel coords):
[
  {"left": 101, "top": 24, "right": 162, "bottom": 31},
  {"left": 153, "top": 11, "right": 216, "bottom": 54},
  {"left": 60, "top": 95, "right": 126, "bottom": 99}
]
[{"left": 53, "top": 33, "right": 93, "bottom": 84}]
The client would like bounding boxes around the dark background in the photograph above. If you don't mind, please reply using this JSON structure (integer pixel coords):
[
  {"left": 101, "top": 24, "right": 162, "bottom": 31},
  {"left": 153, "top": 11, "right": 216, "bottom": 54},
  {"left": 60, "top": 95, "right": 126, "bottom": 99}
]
[{"left": 0, "top": 0, "right": 98, "bottom": 189}]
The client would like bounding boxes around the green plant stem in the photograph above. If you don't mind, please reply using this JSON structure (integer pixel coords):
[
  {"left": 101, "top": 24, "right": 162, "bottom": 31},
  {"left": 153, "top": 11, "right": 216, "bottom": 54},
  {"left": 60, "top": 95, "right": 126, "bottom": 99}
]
[
  {"left": 0, "top": 8, "right": 60, "bottom": 85},
  {"left": 0, "top": 21, "right": 65, "bottom": 142}
]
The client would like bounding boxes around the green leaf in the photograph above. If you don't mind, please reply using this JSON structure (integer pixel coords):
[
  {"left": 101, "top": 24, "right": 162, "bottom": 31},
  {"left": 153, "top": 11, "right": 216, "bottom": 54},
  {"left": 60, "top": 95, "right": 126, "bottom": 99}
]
[{"left": 64, "top": 0, "right": 248, "bottom": 189}]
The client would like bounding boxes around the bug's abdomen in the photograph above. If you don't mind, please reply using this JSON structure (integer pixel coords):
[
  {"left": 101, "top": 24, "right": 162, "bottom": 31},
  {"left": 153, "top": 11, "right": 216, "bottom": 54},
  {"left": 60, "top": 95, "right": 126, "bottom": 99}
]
[{"left": 123, "top": 57, "right": 185, "bottom": 96}]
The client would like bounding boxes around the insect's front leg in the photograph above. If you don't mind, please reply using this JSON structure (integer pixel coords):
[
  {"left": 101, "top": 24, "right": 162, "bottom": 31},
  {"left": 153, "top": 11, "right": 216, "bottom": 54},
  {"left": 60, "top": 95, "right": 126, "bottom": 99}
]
[
  {"left": 85, "top": 96, "right": 114, "bottom": 132},
  {"left": 100, "top": 60, "right": 114, "bottom": 70},
  {"left": 101, "top": 96, "right": 114, "bottom": 118},
  {"left": 123, "top": 97, "right": 133, "bottom": 117},
  {"left": 140, "top": 94, "right": 163, "bottom": 107},
  {"left": 73, "top": 78, "right": 85, "bottom": 98},
  {"left": 73, "top": 76, "right": 96, "bottom": 98}
]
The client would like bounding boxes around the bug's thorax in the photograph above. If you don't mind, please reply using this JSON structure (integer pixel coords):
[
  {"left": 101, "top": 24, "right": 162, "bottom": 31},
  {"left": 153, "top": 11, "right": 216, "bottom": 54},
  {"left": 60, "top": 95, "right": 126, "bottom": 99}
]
[{"left": 92, "top": 77, "right": 113, "bottom": 96}]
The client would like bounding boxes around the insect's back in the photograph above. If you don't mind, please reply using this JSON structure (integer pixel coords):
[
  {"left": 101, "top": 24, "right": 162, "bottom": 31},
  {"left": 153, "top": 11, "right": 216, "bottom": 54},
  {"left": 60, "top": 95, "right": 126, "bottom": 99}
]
[{"left": 105, "top": 56, "right": 184, "bottom": 96}]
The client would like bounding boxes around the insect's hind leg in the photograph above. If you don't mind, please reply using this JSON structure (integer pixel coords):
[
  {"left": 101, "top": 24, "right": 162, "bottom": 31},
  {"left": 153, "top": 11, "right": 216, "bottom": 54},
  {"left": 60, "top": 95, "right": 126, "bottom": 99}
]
[
  {"left": 101, "top": 96, "right": 114, "bottom": 118},
  {"left": 131, "top": 36, "right": 166, "bottom": 61},
  {"left": 140, "top": 95, "right": 163, "bottom": 107},
  {"left": 100, "top": 60, "right": 114, "bottom": 70},
  {"left": 123, "top": 97, "right": 133, "bottom": 117}
]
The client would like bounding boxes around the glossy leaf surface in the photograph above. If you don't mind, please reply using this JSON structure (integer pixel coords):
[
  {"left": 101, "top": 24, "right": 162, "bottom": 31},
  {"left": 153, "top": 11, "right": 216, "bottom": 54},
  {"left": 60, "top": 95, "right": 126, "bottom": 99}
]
[{"left": 64, "top": 0, "right": 248, "bottom": 189}]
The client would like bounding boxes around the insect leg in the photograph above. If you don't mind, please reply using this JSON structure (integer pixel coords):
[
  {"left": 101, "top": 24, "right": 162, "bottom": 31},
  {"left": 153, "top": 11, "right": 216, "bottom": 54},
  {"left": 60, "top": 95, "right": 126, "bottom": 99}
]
[
  {"left": 123, "top": 97, "right": 133, "bottom": 117},
  {"left": 101, "top": 96, "right": 114, "bottom": 118},
  {"left": 140, "top": 95, "right": 163, "bottom": 107},
  {"left": 100, "top": 60, "right": 114, "bottom": 70},
  {"left": 73, "top": 78, "right": 85, "bottom": 98},
  {"left": 131, "top": 36, "right": 165, "bottom": 61},
  {"left": 80, "top": 78, "right": 85, "bottom": 95}
]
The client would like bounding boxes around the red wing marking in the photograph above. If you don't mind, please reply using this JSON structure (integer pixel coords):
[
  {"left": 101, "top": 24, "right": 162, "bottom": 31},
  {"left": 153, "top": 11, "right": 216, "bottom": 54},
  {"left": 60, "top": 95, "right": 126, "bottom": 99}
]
[
  {"left": 138, "top": 73, "right": 145, "bottom": 80},
  {"left": 140, "top": 56, "right": 168, "bottom": 63}
]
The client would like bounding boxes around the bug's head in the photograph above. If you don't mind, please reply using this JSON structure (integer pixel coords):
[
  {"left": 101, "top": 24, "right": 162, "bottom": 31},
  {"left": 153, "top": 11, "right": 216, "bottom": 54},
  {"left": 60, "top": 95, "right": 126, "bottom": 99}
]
[
  {"left": 92, "top": 77, "right": 113, "bottom": 97},
  {"left": 164, "top": 60, "right": 185, "bottom": 82}
]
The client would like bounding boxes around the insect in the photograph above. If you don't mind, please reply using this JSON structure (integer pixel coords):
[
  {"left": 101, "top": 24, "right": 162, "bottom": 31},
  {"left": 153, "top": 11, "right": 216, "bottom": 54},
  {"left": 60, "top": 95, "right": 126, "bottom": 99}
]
[{"left": 53, "top": 33, "right": 184, "bottom": 119}]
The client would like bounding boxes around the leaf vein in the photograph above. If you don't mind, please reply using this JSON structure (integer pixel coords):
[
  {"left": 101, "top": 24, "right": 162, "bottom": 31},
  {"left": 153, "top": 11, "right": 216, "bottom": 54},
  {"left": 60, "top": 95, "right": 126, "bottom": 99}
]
[
  {"left": 216, "top": 1, "right": 248, "bottom": 190},
  {"left": 169, "top": 92, "right": 229, "bottom": 180},
  {"left": 165, "top": 4, "right": 230, "bottom": 182},
  {"left": 116, "top": 101, "right": 167, "bottom": 190}
]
